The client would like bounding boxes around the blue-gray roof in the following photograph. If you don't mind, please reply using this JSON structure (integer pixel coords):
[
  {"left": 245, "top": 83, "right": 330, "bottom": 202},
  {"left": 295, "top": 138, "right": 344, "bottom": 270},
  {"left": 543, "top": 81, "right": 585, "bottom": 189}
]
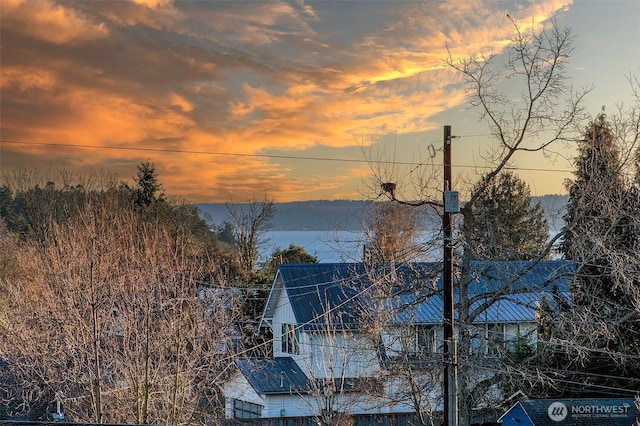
[
  {"left": 235, "top": 356, "right": 379, "bottom": 396},
  {"left": 267, "top": 261, "right": 573, "bottom": 330},
  {"left": 235, "top": 357, "right": 310, "bottom": 394},
  {"left": 275, "top": 262, "right": 441, "bottom": 330},
  {"left": 498, "top": 398, "right": 639, "bottom": 426}
]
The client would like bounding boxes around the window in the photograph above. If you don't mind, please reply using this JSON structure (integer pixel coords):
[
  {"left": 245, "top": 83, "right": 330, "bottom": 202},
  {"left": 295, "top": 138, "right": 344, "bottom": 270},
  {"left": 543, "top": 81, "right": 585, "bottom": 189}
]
[
  {"left": 470, "top": 326, "right": 487, "bottom": 355},
  {"left": 398, "top": 325, "right": 435, "bottom": 355},
  {"left": 505, "top": 323, "right": 535, "bottom": 355},
  {"left": 487, "top": 324, "right": 505, "bottom": 355},
  {"left": 399, "top": 327, "right": 414, "bottom": 353},
  {"left": 282, "top": 323, "right": 300, "bottom": 355},
  {"left": 470, "top": 324, "right": 508, "bottom": 355},
  {"left": 416, "top": 326, "right": 436, "bottom": 354},
  {"left": 233, "top": 399, "right": 262, "bottom": 419}
]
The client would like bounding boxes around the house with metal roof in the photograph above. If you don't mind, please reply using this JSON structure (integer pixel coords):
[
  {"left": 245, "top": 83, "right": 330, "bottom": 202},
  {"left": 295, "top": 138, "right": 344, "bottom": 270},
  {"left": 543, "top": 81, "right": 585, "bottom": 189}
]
[
  {"left": 220, "top": 261, "right": 574, "bottom": 422},
  {"left": 498, "top": 398, "right": 639, "bottom": 425}
]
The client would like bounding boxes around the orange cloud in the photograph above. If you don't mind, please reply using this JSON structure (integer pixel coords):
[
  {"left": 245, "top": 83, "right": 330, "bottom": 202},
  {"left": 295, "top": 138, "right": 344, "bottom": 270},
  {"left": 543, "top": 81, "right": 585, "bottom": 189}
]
[
  {"left": 1, "top": 0, "right": 108, "bottom": 44},
  {"left": 0, "top": 67, "right": 57, "bottom": 91},
  {"left": 132, "top": 0, "right": 172, "bottom": 8},
  {"left": 0, "top": 0, "right": 577, "bottom": 202}
]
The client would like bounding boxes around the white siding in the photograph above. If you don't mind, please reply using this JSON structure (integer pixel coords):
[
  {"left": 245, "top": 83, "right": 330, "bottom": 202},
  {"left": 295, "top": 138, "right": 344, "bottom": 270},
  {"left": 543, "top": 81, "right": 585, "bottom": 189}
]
[
  {"left": 381, "top": 325, "right": 444, "bottom": 356},
  {"left": 263, "top": 393, "right": 316, "bottom": 418},
  {"left": 272, "top": 285, "right": 298, "bottom": 357},
  {"left": 221, "top": 372, "right": 265, "bottom": 418},
  {"left": 244, "top": 266, "right": 544, "bottom": 420},
  {"left": 263, "top": 391, "right": 416, "bottom": 418},
  {"left": 299, "top": 332, "right": 379, "bottom": 379}
]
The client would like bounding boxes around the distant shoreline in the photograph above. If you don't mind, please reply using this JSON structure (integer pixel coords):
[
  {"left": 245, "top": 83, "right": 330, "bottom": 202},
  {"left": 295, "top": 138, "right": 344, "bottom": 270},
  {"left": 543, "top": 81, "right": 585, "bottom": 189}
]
[{"left": 195, "top": 195, "right": 568, "bottom": 232}]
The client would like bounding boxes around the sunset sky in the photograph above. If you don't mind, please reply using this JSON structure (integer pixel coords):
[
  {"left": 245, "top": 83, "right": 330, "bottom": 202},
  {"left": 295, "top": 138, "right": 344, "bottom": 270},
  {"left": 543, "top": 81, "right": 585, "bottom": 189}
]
[{"left": 1, "top": 0, "right": 639, "bottom": 203}]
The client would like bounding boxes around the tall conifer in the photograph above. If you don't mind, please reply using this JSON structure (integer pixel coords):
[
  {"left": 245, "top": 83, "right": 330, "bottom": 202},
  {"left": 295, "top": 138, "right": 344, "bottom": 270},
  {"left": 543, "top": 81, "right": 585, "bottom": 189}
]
[{"left": 552, "top": 113, "right": 640, "bottom": 395}]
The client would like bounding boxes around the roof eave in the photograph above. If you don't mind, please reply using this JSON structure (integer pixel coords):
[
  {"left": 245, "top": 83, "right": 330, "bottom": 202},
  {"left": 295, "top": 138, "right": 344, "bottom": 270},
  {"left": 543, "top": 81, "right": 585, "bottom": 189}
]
[{"left": 258, "top": 270, "right": 283, "bottom": 329}]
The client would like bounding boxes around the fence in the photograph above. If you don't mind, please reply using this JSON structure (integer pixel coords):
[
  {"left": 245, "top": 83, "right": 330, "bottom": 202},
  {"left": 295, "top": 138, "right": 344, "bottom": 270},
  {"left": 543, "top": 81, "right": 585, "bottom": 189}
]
[{"left": 221, "top": 412, "right": 425, "bottom": 426}]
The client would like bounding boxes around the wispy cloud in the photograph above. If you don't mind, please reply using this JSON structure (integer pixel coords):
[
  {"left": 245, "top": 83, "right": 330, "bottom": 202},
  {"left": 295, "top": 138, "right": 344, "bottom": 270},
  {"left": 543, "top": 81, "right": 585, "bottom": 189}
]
[
  {"left": 2, "top": 0, "right": 109, "bottom": 44},
  {"left": 1, "top": 0, "right": 572, "bottom": 201}
]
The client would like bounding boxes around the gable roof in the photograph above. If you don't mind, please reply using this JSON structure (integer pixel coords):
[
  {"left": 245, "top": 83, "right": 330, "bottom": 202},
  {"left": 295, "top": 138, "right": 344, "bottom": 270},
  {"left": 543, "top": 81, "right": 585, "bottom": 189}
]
[
  {"left": 261, "top": 261, "right": 574, "bottom": 331},
  {"left": 235, "top": 357, "right": 310, "bottom": 394}
]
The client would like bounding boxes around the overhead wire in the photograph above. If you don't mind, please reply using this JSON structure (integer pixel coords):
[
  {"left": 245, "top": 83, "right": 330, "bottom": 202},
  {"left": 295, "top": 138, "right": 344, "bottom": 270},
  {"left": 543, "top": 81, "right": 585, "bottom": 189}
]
[
  {"left": 0, "top": 138, "right": 575, "bottom": 174},
  {"left": 1, "top": 139, "right": 410, "bottom": 166},
  {"left": 474, "top": 364, "right": 639, "bottom": 396}
]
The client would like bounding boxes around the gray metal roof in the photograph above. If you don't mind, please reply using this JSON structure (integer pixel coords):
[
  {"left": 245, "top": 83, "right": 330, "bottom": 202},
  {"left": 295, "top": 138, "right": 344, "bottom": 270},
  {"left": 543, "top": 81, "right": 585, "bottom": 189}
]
[
  {"left": 498, "top": 398, "right": 639, "bottom": 425},
  {"left": 235, "top": 356, "right": 379, "bottom": 397},
  {"left": 235, "top": 357, "right": 310, "bottom": 394},
  {"left": 269, "top": 261, "right": 573, "bottom": 330},
  {"left": 276, "top": 262, "right": 442, "bottom": 330}
]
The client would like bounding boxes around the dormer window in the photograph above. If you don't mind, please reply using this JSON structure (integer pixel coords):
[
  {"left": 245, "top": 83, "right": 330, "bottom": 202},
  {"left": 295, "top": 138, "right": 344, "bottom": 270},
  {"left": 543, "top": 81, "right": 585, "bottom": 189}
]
[{"left": 282, "top": 323, "right": 300, "bottom": 355}]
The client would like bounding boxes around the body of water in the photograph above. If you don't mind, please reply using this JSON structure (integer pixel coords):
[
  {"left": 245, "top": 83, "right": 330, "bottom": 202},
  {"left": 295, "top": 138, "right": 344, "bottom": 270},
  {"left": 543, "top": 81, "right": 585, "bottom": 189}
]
[{"left": 263, "top": 230, "right": 366, "bottom": 263}]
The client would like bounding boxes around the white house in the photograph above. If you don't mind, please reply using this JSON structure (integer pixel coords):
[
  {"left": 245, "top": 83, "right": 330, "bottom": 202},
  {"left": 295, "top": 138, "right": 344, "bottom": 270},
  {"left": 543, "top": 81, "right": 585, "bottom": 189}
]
[{"left": 220, "top": 261, "right": 573, "bottom": 423}]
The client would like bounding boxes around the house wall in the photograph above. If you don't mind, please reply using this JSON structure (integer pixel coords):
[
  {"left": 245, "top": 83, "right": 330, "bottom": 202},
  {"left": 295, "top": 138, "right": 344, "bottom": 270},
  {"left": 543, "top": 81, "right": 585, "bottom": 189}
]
[
  {"left": 300, "top": 332, "right": 379, "bottom": 379},
  {"left": 468, "top": 321, "right": 537, "bottom": 355},
  {"left": 505, "top": 322, "right": 537, "bottom": 351},
  {"left": 233, "top": 262, "right": 569, "bottom": 421},
  {"left": 263, "top": 393, "right": 317, "bottom": 418},
  {"left": 381, "top": 325, "right": 444, "bottom": 356},
  {"left": 379, "top": 321, "right": 537, "bottom": 356},
  {"left": 263, "top": 391, "right": 417, "bottom": 418},
  {"left": 386, "top": 375, "right": 443, "bottom": 413},
  {"left": 272, "top": 284, "right": 298, "bottom": 357},
  {"left": 273, "top": 314, "right": 381, "bottom": 379},
  {"left": 271, "top": 284, "right": 379, "bottom": 380},
  {"left": 221, "top": 372, "right": 265, "bottom": 418}
]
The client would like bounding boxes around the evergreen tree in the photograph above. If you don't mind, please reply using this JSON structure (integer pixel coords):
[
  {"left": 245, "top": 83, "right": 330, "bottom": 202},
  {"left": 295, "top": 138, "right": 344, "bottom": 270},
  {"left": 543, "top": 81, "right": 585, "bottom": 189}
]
[
  {"left": 561, "top": 114, "right": 638, "bottom": 309},
  {"left": 0, "top": 186, "right": 29, "bottom": 235},
  {"left": 133, "top": 162, "right": 165, "bottom": 208},
  {"left": 463, "top": 171, "right": 549, "bottom": 260},
  {"left": 542, "top": 114, "right": 640, "bottom": 396},
  {"left": 215, "top": 221, "right": 237, "bottom": 248},
  {"left": 561, "top": 114, "right": 628, "bottom": 259}
]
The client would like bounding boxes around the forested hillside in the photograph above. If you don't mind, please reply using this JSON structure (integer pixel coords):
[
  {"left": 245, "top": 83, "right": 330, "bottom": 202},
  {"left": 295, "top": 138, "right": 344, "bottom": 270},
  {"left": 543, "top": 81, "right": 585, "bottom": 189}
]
[{"left": 196, "top": 195, "right": 568, "bottom": 232}]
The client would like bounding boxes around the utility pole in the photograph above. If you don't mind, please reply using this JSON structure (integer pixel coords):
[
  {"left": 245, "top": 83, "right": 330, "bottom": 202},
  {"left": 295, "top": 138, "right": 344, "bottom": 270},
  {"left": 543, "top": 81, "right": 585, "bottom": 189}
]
[{"left": 442, "top": 125, "right": 458, "bottom": 426}]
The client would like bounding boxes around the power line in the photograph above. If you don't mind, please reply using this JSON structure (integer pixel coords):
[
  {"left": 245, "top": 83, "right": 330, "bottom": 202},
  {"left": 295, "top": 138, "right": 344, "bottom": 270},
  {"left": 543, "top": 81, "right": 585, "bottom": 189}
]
[
  {"left": 1, "top": 139, "right": 404, "bottom": 166},
  {"left": 1, "top": 138, "right": 574, "bottom": 174}
]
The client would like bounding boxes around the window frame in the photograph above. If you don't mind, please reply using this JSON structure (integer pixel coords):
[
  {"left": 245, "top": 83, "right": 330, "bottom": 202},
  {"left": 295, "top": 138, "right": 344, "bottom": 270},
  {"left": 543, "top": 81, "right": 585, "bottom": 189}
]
[
  {"left": 416, "top": 325, "right": 436, "bottom": 354},
  {"left": 233, "top": 399, "right": 263, "bottom": 419},
  {"left": 281, "top": 323, "right": 300, "bottom": 355}
]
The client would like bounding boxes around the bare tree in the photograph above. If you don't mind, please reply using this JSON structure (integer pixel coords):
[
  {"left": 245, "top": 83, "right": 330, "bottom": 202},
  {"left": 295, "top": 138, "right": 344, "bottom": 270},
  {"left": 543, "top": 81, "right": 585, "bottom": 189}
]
[
  {"left": 492, "top": 74, "right": 640, "bottom": 404},
  {"left": 0, "top": 169, "right": 120, "bottom": 241},
  {"left": 358, "top": 264, "right": 444, "bottom": 426},
  {"left": 363, "top": 201, "right": 435, "bottom": 263},
  {"left": 226, "top": 197, "right": 275, "bottom": 274},
  {"left": 0, "top": 191, "right": 235, "bottom": 424},
  {"left": 366, "top": 18, "right": 589, "bottom": 426},
  {"left": 377, "top": 323, "right": 442, "bottom": 426}
]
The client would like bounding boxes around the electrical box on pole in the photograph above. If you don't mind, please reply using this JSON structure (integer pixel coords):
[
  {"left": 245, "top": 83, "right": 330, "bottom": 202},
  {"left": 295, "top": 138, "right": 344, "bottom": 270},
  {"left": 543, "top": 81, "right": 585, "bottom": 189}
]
[{"left": 444, "top": 191, "right": 459, "bottom": 213}]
